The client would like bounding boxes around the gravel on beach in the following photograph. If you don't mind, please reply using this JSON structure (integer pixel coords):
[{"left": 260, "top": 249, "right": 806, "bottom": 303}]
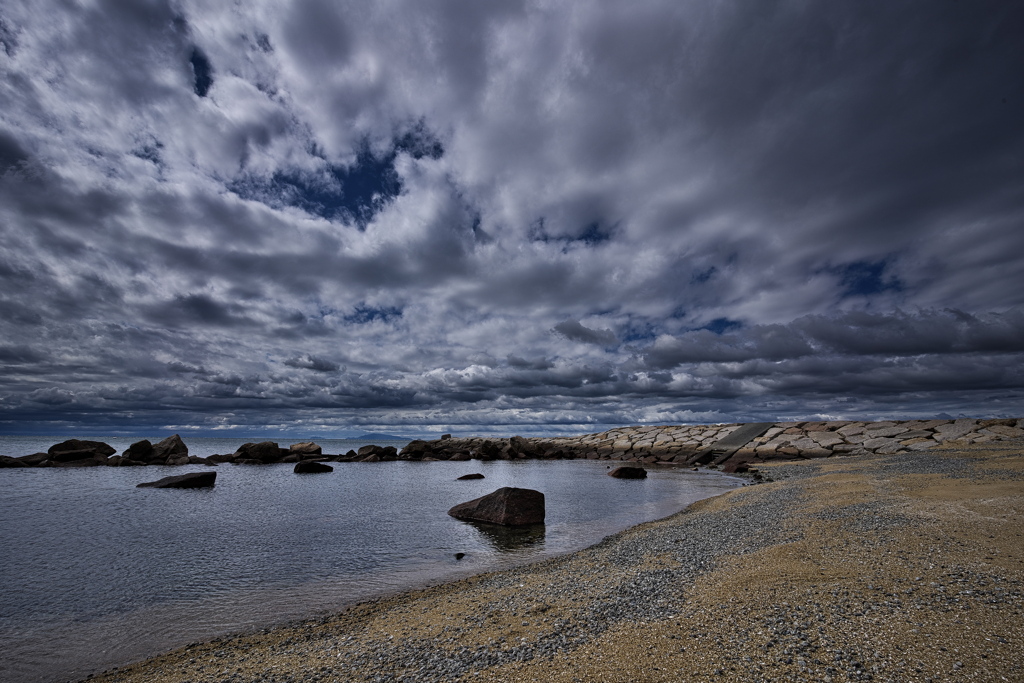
[{"left": 84, "top": 441, "right": 1024, "bottom": 683}]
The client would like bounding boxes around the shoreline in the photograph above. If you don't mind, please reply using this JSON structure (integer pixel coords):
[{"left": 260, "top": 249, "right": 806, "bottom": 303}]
[{"left": 83, "top": 439, "right": 1024, "bottom": 682}]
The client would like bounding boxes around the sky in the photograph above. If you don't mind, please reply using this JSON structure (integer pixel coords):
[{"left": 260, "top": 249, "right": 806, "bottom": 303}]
[{"left": 1, "top": 0, "right": 1023, "bottom": 438}]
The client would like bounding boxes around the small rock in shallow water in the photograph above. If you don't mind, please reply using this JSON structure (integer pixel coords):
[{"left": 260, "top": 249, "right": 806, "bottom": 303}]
[{"left": 608, "top": 466, "right": 647, "bottom": 479}]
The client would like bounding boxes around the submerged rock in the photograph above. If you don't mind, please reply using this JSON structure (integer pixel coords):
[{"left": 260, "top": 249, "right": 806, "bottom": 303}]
[
  {"left": 294, "top": 461, "right": 334, "bottom": 474},
  {"left": 448, "top": 487, "right": 545, "bottom": 526},
  {"left": 457, "top": 473, "right": 485, "bottom": 480},
  {"left": 136, "top": 472, "right": 217, "bottom": 489},
  {"left": 608, "top": 466, "right": 647, "bottom": 479}
]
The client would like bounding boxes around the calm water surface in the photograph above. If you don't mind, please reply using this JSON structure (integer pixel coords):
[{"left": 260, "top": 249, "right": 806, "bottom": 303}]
[{"left": 0, "top": 449, "right": 740, "bottom": 683}]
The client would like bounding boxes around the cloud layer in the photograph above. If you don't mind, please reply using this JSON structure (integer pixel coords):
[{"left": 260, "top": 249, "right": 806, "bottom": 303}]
[{"left": 1, "top": 0, "right": 1023, "bottom": 436}]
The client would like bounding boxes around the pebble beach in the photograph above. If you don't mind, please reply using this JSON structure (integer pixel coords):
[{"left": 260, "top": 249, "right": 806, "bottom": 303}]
[{"left": 81, "top": 437, "right": 1024, "bottom": 683}]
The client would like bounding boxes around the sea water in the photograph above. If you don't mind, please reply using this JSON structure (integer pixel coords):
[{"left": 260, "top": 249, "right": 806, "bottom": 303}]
[{"left": 0, "top": 438, "right": 741, "bottom": 683}]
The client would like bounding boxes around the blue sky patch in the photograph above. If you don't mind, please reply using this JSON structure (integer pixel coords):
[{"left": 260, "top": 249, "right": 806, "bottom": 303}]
[
  {"left": 343, "top": 304, "right": 403, "bottom": 325},
  {"left": 189, "top": 47, "right": 213, "bottom": 97},
  {"left": 702, "top": 317, "right": 742, "bottom": 334},
  {"left": 832, "top": 260, "right": 904, "bottom": 298}
]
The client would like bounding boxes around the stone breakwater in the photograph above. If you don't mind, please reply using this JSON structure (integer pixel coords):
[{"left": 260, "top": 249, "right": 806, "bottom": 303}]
[{"left": 413, "top": 417, "right": 1024, "bottom": 469}]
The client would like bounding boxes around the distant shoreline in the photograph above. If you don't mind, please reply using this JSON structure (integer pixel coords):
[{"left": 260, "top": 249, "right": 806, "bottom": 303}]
[{"left": 3, "top": 417, "right": 1022, "bottom": 470}]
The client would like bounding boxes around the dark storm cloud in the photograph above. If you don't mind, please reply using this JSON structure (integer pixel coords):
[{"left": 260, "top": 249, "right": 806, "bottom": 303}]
[{"left": 1, "top": 0, "right": 1023, "bottom": 435}]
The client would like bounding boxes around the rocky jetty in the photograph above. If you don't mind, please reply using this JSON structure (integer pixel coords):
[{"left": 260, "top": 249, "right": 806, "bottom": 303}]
[{"left": 448, "top": 487, "right": 546, "bottom": 526}]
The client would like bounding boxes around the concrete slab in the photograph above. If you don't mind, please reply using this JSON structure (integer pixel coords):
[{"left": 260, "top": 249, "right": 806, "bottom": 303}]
[{"left": 687, "top": 422, "right": 776, "bottom": 465}]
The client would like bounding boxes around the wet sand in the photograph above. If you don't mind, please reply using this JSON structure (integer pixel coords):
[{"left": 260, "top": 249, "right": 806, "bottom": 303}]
[{"left": 85, "top": 441, "right": 1024, "bottom": 683}]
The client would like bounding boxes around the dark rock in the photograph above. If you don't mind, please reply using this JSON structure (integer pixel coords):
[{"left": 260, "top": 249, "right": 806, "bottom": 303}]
[
  {"left": 53, "top": 455, "right": 103, "bottom": 467},
  {"left": 123, "top": 439, "right": 154, "bottom": 461},
  {"left": 457, "top": 473, "right": 485, "bottom": 480},
  {"left": 454, "top": 552, "right": 465, "bottom": 560},
  {"left": 188, "top": 456, "right": 214, "bottom": 466},
  {"left": 447, "top": 451, "right": 471, "bottom": 461},
  {"left": 722, "top": 461, "right": 750, "bottom": 474},
  {"left": 357, "top": 444, "right": 381, "bottom": 458},
  {"left": 282, "top": 454, "right": 300, "bottom": 463},
  {"left": 357, "top": 444, "right": 399, "bottom": 461},
  {"left": 441, "top": 434, "right": 452, "bottom": 440},
  {"left": 105, "top": 455, "right": 123, "bottom": 466},
  {"left": 151, "top": 434, "right": 188, "bottom": 462},
  {"left": 448, "top": 487, "right": 545, "bottom": 526},
  {"left": 0, "top": 455, "right": 27, "bottom": 468},
  {"left": 17, "top": 452, "right": 50, "bottom": 466},
  {"left": 207, "top": 453, "right": 237, "bottom": 464},
  {"left": 471, "top": 440, "right": 501, "bottom": 461},
  {"left": 137, "top": 472, "right": 217, "bottom": 489},
  {"left": 48, "top": 439, "right": 115, "bottom": 461},
  {"left": 608, "top": 466, "right": 647, "bottom": 479},
  {"left": 294, "top": 461, "right": 334, "bottom": 474},
  {"left": 166, "top": 454, "right": 190, "bottom": 466},
  {"left": 399, "top": 440, "right": 432, "bottom": 459},
  {"left": 119, "top": 458, "right": 148, "bottom": 466},
  {"left": 235, "top": 441, "right": 286, "bottom": 463},
  {"left": 289, "top": 442, "right": 322, "bottom": 455}
]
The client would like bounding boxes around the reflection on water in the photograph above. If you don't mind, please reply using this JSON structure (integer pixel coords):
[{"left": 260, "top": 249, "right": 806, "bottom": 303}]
[
  {"left": 0, "top": 459, "right": 740, "bottom": 683},
  {"left": 464, "top": 521, "right": 547, "bottom": 551}
]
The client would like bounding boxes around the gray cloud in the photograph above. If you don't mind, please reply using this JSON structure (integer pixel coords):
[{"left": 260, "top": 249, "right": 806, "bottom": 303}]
[
  {"left": 553, "top": 320, "right": 618, "bottom": 347},
  {"left": 1, "top": 1, "right": 1022, "bottom": 436}
]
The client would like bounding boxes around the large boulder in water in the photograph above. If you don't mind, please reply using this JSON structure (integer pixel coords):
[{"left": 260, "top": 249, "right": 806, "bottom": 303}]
[
  {"left": 123, "top": 439, "right": 154, "bottom": 460},
  {"left": 151, "top": 434, "right": 188, "bottom": 462},
  {"left": 448, "top": 487, "right": 545, "bottom": 526},
  {"left": 48, "top": 439, "right": 116, "bottom": 462},
  {"left": 294, "top": 461, "right": 334, "bottom": 474},
  {"left": 136, "top": 472, "right": 217, "bottom": 488},
  {"left": 122, "top": 435, "right": 189, "bottom": 464},
  {"left": 399, "top": 440, "right": 433, "bottom": 460},
  {"left": 608, "top": 466, "right": 647, "bottom": 479}
]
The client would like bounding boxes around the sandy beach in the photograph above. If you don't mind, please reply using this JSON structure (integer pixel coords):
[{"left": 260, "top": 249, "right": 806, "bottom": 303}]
[{"left": 84, "top": 440, "right": 1023, "bottom": 683}]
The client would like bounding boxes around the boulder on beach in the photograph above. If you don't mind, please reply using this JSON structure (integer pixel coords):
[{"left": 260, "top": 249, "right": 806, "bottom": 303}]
[
  {"left": 294, "top": 461, "right": 334, "bottom": 474},
  {"left": 448, "top": 487, "right": 545, "bottom": 526},
  {"left": 457, "top": 473, "right": 485, "bottom": 480},
  {"left": 608, "top": 466, "right": 647, "bottom": 479},
  {"left": 47, "top": 439, "right": 116, "bottom": 462},
  {"left": 136, "top": 472, "right": 217, "bottom": 489}
]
